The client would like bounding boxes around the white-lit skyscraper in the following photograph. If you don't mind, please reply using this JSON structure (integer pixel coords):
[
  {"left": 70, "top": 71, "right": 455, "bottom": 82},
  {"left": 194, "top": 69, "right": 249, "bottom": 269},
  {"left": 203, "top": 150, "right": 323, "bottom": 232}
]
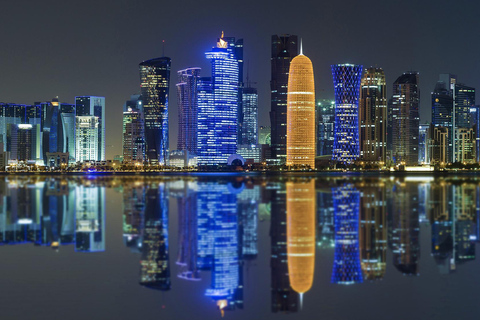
[
  {"left": 75, "top": 96, "right": 105, "bottom": 161},
  {"left": 75, "top": 116, "right": 99, "bottom": 162}
]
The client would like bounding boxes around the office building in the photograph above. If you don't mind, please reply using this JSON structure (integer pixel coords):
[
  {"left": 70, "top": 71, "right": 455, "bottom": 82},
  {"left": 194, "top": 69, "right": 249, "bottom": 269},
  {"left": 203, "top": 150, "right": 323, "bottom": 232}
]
[
  {"left": 75, "top": 96, "right": 105, "bottom": 161},
  {"left": 391, "top": 72, "right": 420, "bottom": 165},
  {"left": 123, "top": 108, "right": 145, "bottom": 164},
  {"left": 177, "top": 68, "right": 201, "bottom": 154},
  {"left": 241, "top": 87, "right": 258, "bottom": 145},
  {"left": 270, "top": 34, "right": 298, "bottom": 162},
  {"left": 316, "top": 100, "right": 335, "bottom": 157},
  {"left": 75, "top": 116, "right": 99, "bottom": 162},
  {"left": 139, "top": 57, "right": 171, "bottom": 165},
  {"left": 332, "top": 64, "right": 363, "bottom": 164},
  {"left": 418, "top": 123, "right": 430, "bottom": 164}
]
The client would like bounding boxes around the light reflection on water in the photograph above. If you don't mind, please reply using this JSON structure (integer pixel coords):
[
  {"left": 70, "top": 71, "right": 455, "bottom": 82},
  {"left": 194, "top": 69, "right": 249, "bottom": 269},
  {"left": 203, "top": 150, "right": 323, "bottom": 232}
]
[{"left": 1, "top": 175, "right": 479, "bottom": 319}]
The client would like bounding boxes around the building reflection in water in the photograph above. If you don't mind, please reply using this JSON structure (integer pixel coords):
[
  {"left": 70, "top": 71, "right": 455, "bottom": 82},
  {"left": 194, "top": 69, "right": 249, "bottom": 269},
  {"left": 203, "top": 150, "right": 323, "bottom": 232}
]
[
  {"left": 359, "top": 181, "right": 387, "bottom": 281},
  {"left": 139, "top": 182, "right": 170, "bottom": 290},
  {"left": 75, "top": 184, "right": 105, "bottom": 252},
  {"left": 287, "top": 180, "right": 316, "bottom": 305},
  {"left": 332, "top": 185, "right": 363, "bottom": 284}
]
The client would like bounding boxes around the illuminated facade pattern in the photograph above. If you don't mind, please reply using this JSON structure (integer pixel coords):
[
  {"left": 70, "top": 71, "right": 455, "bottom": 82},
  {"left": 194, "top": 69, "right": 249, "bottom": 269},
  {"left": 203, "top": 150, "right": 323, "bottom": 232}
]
[
  {"left": 7, "top": 124, "right": 35, "bottom": 161},
  {"left": 122, "top": 109, "right": 145, "bottom": 164},
  {"left": 287, "top": 180, "right": 316, "bottom": 295},
  {"left": 60, "top": 103, "right": 76, "bottom": 163},
  {"left": 418, "top": 123, "right": 429, "bottom": 164},
  {"left": 359, "top": 67, "right": 387, "bottom": 162},
  {"left": 197, "top": 34, "right": 239, "bottom": 165},
  {"left": 0, "top": 103, "right": 41, "bottom": 153},
  {"left": 240, "top": 87, "right": 258, "bottom": 145},
  {"left": 177, "top": 68, "right": 201, "bottom": 154},
  {"left": 455, "top": 128, "right": 475, "bottom": 163},
  {"left": 75, "top": 116, "right": 98, "bottom": 162},
  {"left": 140, "top": 184, "right": 170, "bottom": 290},
  {"left": 331, "top": 185, "right": 363, "bottom": 284},
  {"left": 316, "top": 100, "right": 335, "bottom": 156},
  {"left": 75, "top": 96, "right": 105, "bottom": 161},
  {"left": 270, "top": 34, "right": 298, "bottom": 161},
  {"left": 332, "top": 64, "right": 363, "bottom": 164},
  {"left": 286, "top": 50, "right": 316, "bottom": 168},
  {"left": 139, "top": 57, "right": 171, "bottom": 165},
  {"left": 455, "top": 84, "right": 475, "bottom": 129},
  {"left": 391, "top": 72, "right": 420, "bottom": 165}
]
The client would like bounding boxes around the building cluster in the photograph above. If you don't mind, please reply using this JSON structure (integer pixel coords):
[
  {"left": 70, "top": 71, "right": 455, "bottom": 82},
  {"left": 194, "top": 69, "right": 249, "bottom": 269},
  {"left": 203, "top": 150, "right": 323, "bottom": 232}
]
[{"left": 0, "top": 96, "right": 106, "bottom": 168}]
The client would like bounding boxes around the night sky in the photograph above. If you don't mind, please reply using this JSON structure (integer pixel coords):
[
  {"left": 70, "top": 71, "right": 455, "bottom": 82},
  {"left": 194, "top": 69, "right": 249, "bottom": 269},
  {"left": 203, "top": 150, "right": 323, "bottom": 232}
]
[{"left": 1, "top": 0, "right": 479, "bottom": 158}]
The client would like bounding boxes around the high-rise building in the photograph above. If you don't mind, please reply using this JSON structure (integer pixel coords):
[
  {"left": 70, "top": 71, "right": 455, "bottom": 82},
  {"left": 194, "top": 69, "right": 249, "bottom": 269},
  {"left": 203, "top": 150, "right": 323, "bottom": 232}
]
[
  {"left": 331, "top": 185, "right": 363, "bottom": 284},
  {"left": 316, "top": 100, "right": 335, "bottom": 157},
  {"left": 270, "top": 34, "right": 298, "bottom": 162},
  {"left": 332, "top": 64, "right": 363, "bottom": 164},
  {"left": 286, "top": 45, "right": 316, "bottom": 168},
  {"left": 240, "top": 87, "right": 258, "bottom": 145},
  {"left": 7, "top": 124, "right": 38, "bottom": 161},
  {"left": 60, "top": 103, "right": 76, "bottom": 163},
  {"left": 75, "top": 116, "right": 99, "bottom": 162},
  {"left": 123, "top": 108, "right": 145, "bottom": 164},
  {"left": 359, "top": 67, "right": 387, "bottom": 163},
  {"left": 197, "top": 33, "right": 239, "bottom": 166},
  {"left": 455, "top": 84, "right": 475, "bottom": 129},
  {"left": 391, "top": 72, "right": 420, "bottom": 165},
  {"left": 176, "top": 68, "right": 201, "bottom": 154},
  {"left": 139, "top": 57, "right": 171, "bottom": 165},
  {"left": 75, "top": 96, "right": 105, "bottom": 161},
  {"left": 455, "top": 128, "right": 475, "bottom": 163},
  {"left": 418, "top": 123, "right": 430, "bottom": 164}
]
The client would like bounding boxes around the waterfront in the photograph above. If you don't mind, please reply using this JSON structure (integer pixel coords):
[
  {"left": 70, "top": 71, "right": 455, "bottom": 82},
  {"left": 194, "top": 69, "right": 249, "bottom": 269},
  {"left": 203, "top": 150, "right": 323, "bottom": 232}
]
[{"left": 1, "top": 174, "right": 480, "bottom": 320}]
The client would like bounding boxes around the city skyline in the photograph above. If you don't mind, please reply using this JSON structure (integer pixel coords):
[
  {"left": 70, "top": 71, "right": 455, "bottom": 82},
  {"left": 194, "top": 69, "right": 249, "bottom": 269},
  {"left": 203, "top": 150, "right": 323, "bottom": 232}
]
[{"left": 1, "top": 1, "right": 479, "bottom": 158}]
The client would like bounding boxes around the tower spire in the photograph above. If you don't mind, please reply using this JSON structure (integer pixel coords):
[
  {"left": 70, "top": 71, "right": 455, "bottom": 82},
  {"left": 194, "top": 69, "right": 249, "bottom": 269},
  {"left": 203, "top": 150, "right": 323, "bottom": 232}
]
[{"left": 300, "top": 38, "right": 303, "bottom": 55}]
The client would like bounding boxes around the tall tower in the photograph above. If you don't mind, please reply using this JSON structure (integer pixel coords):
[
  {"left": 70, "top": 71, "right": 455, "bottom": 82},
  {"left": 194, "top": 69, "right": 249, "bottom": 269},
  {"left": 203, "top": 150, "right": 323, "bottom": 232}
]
[
  {"left": 391, "top": 72, "right": 420, "bottom": 165},
  {"left": 176, "top": 68, "right": 201, "bottom": 154},
  {"left": 240, "top": 87, "right": 258, "bottom": 145},
  {"left": 287, "top": 180, "right": 316, "bottom": 302},
  {"left": 270, "top": 35, "right": 298, "bottom": 162},
  {"left": 359, "top": 67, "right": 387, "bottom": 163},
  {"left": 75, "top": 96, "right": 105, "bottom": 161},
  {"left": 286, "top": 43, "right": 316, "bottom": 168},
  {"left": 198, "top": 33, "right": 239, "bottom": 166},
  {"left": 332, "top": 64, "right": 363, "bottom": 165},
  {"left": 139, "top": 57, "right": 171, "bottom": 165}
]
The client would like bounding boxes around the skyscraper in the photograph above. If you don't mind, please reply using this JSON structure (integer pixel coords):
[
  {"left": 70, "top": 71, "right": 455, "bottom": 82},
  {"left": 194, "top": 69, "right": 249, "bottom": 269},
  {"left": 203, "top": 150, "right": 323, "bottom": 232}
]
[
  {"left": 418, "top": 123, "right": 430, "bottom": 164},
  {"left": 123, "top": 108, "right": 145, "bottom": 164},
  {"left": 60, "top": 103, "right": 76, "bottom": 163},
  {"left": 391, "top": 72, "right": 420, "bottom": 165},
  {"left": 75, "top": 96, "right": 105, "bottom": 161},
  {"left": 197, "top": 33, "right": 239, "bottom": 166},
  {"left": 75, "top": 116, "right": 98, "bottom": 162},
  {"left": 176, "top": 67, "right": 201, "bottom": 154},
  {"left": 139, "top": 57, "right": 171, "bottom": 165},
  {"left": 286, "top": 44, "right": 316, "bottom": 168},
  {"left": 316, "top": 100, "right": 335, "bottom": 157},
  {"left": 270, "top": 34, "right": 298, "bottom": 162},
  {"left": 332, "top": 64, "right": 363, "bottom": 164},
  {"left": 455, "top": 84, "right": 475, "bottom": 129},
  {"left": 240, "top": 87, "right": 258, "bottom": 145},
  {"left": 359, "top": 67, "right": 387, "bottom": 163}
]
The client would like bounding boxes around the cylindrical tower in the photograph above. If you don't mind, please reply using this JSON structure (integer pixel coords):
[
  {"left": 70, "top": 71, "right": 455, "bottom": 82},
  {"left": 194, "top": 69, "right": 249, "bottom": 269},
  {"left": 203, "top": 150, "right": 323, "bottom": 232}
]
[
  {"left": 287, "top": 180, "right": 316, "bottom": 297},
  {"left": 286, "top": 48, "right": 316, "bottom": 168},
  {"left": 331, "top": 64, "right": 363, "bottom": 165}
]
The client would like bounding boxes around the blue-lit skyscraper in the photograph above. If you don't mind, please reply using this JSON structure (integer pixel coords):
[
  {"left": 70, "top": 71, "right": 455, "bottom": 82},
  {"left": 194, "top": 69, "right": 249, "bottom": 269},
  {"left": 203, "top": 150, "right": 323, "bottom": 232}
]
[
  {"left": 139, "top": 57, "right": 171, "bottom": 165},
  {"left": 332, "top": 64, "right": 363, "bottom": 164},
  {"left": 197, "top": 33, "right": 239, "bottom": 166},
  {"left": 331, "top": 185, "right": 363, "bottom": 284}
]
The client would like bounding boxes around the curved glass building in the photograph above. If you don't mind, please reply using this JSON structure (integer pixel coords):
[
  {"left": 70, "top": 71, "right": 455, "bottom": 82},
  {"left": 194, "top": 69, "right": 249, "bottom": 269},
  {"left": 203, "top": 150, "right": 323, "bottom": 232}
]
[
  {"left": 332, "top": 64, "right": 363, "bottom": 164},
  {"left": 286, "top": 47, "right": 316, "bottom": 168},
  {"left": 139, "top": 57, "right": 171, "bottom": 165}
]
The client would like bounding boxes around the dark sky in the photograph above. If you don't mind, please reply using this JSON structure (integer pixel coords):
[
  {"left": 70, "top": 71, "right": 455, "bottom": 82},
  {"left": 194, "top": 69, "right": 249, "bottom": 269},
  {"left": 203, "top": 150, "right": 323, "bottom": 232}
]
[{"left": 1, "top": 0, "right": 479, "bottom": 158}]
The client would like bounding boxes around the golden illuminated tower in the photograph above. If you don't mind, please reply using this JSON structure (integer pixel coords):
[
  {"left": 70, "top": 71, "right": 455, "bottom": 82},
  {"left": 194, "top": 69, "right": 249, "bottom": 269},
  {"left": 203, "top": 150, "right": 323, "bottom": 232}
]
[
  {"left": 287, "top": 180, "right": 316, "bottom": 304},
  {"left": 286, "top": 42, "right": 316, "bottom": 168}
]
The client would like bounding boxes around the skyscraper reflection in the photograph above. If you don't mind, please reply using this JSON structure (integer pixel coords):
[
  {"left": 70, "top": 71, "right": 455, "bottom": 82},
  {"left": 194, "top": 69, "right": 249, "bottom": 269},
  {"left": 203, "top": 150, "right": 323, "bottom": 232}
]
[
  {"left": 122, "top": 181, "right": 145, "bottom": 251},
  {"left": 332, "top": 185, "right": 363, "bottom": 284},
  {"left": 287, "top": 180, "right": 316, "bottom": 304},
  {"left": 75, "top": 184, "right": 106, "bottom": 252},
  {"left": 139, "top": 183, "right": 170, "bottom": 290}
]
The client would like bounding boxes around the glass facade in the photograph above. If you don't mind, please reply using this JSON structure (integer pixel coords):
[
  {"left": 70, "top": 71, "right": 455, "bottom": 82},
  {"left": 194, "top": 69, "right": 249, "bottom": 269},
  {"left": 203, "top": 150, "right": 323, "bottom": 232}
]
[
  {"left": 316, "top": 100, "right": 335, "bottom": 157},
  {"left": 75, "top": 116, "right": 99, "bottom": 162},
  {"left": 75, "top": 96, "right": 105, "bottom": 161},
  {"left": 332, "top": 64, "right": 363, "bottom": 164},
  {"left": 240, "top": 87, "right": 258, "bottom": 145},
  {"left": 139, "top": 57, "right": 171, "bottom": 165}
]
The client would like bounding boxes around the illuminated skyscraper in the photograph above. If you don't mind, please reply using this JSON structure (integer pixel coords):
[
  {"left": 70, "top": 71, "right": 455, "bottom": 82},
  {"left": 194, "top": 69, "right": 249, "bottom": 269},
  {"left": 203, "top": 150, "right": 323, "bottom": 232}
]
[
  {"left": 270, "top": 34, "right": 298, "bottom": 162},
  {"left": 332, "top": 64, "right": 363, "bottom": 164},
  {"left": 240, "top": 87, "right": 258, "bottom": 145},
  {"left": 140, "top": 183, "right": 170, "bottom": 290},
  {"left": 75, "top": 116, "right": 98, "bottom": 162},
  {"left": 75, "top": 96, "right": 105, "bottom": 161},
  {"left": 287, "top": 180, "right": 316, "bottom": 301},
  {"left": 122, "top": 95, "right": 145, "bottom": 164},
  {"left": 176, "top": 68, "right": 201, "bottom": 154},
  {"left": 139, "top": 57, "right": 171, "bottom": 165},
  {"left": 359, "top": 67, "right": 387, "bottom": 162},
  {"left": 60, "top": 103, "right": 76, "bottom": 163},
  {"left": 316, "top": 100, "right": 335, "bottom": 157},
  {"left": 332, "top": 185, "right": 363, "bottom": 284},
  {"left": 418, "top": 123, "right": 430, "bottom": 164},
  {"left": 286, "top": 45, "right": 316, "bottom": 168},
  {"left": 197, "top": 33, "right": 239, "bottom": 166},
  {"left": 391, "top": 72, "right": 420, "bottom": 165}
]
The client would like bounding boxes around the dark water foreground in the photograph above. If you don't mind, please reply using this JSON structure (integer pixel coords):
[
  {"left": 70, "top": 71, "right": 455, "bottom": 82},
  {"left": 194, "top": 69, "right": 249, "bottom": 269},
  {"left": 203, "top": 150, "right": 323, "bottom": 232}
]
[{"left": 0, "top": 174, "right": 479, "bottom": 320}]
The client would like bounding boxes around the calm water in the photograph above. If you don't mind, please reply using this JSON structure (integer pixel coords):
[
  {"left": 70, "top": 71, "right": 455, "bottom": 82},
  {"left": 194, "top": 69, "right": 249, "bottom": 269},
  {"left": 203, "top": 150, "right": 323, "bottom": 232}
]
[{"left": 1, "top": 174, "right": 479, "bottom": 320}]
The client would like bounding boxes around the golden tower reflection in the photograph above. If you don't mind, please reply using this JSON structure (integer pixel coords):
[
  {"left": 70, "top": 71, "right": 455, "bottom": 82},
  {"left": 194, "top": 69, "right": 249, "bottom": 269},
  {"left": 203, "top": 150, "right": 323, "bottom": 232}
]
[{"left": 287, "top": 180, "right": 316, "bottom": 302}]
